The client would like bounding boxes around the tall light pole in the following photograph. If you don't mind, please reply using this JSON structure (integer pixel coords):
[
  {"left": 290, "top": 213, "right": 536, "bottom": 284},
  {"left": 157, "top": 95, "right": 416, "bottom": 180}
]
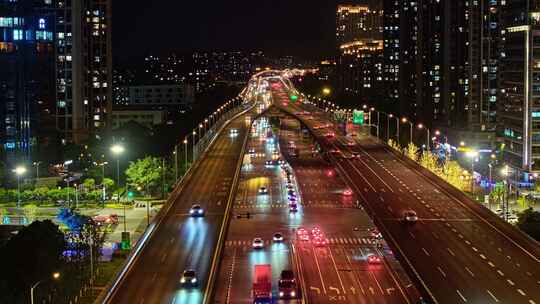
[
  {"left": 174, "top": 145, "right": 178, "bottom": 181},
  {"left": 417, "top": 124, "right": 430, "bottom": 149},
  {"left": 466, "top": 150, "right": 479, "bottom": 197},
  {"left": 183, "top": 138, "right": 188, "bottom": 172},
  {"left": 402, "top": 118, "right": 413, "bottom": 145},
  {"left": 31, "top": 272, "right": 60, "bottom": 304},
  {"left": 13, "top": 166, "right": 26, "bottom": 208},
  {"left": 110, "top": 144, "right": 126, "bottom": 232},
  {"left": 502, "top": 165, "right": 510, "bottom": 221},
  {"left": 32, "top": 161, "right": 41, "bottom": 180}
]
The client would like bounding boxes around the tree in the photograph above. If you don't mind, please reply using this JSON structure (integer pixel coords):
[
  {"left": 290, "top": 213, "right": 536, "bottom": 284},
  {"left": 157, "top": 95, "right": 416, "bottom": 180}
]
[
  {"left": 387, "top": 139, "right": 401, "bottom": 151},
  {"left": 490, "top": 183, "right": 505, "bottom": 206},
  {"left": 0, "top": 220, "right": 65, "bottom": 302},
  {"left": 23, "top": 204, "right": 38, "bottom": 223},
  {"left": 83, "top": 178, "right": 95, "bottom": 191},
  {"left": 419, "top": 151, "right": 439, "bottom": 172},
  {"left": 517, "top": 208, "right": 540, "bottom": 241},
  {"left": 33, "top": 186, "right": 50, "bottom": 203},
  {"left": 125, "top": 156, "right": 165, "bottom": 196},
  {"left": 405, "top": 142, "right": 419, "bottom": 161},
  {"left": 102, "top": 177, "right": 115, "bottom": 190}
]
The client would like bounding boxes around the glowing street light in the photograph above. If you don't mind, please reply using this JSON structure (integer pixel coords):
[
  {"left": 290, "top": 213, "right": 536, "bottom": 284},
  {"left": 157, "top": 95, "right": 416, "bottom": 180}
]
[
  {"left": 322, "top": 87, "right": 331, "bottom": 95},
  {"left": 465, "top": 150, "right": 479, "bottom": 195},
  {"left": 13, "top": 166, "right": 26, "bottom": 208},
  {"left": 31, "top": 272, "right": 60, "bottom": 304},
  {"left": 110, "top": 144, "right": 126, "bottom": 232}
]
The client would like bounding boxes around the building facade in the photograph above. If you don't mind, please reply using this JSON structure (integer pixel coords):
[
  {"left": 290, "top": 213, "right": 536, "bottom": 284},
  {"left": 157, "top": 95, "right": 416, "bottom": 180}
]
[
  {"left": 111, "top": 108, "right": 166, "bottom": 130},
  {"left": 336, "top": 3, "right": 384, "bottom": 98},
  {"left": 124, "top": 84, "right": 194, "bottom": 111},
  {"left": 55, "top": 0, "right": 112, "bottom": 144},
  {"left": 0, "top": 0, "right": 55, "bottom": 162},
  {"left": 499, "top": 0, "right": 540, "bottom": 173}
]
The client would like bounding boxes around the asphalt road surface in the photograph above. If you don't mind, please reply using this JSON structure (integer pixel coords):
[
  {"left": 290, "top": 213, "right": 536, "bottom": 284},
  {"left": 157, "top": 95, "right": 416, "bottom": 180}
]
[{"left": 277, "top": 88, "right": 540, "bottom": 304}]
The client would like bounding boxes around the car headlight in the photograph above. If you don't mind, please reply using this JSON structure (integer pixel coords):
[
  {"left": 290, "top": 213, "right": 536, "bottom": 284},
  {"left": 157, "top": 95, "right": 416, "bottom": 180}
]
[
  {"left": 189, "top": 210, "right": 194, "bottom": 214},
  {"left": 198, "top": 209, "right": 203, "bottom": 214},
  {"left": 180, "top": 278, "right": 186, "bottom": 283},
  {"left": 279, "top": 291, "right": 284, "bottom": 297},
  {"left": 191, "top": 278, "right": 197, "bottom": 283},
  {"left": 291, "top": 291, "right": 296, "bottom": 297}
]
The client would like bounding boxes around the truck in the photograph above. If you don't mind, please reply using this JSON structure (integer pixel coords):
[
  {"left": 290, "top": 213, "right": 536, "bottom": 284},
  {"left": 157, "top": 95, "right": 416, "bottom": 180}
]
[{"left": 252, "top": 264, "right": 272, "bottom": 304}]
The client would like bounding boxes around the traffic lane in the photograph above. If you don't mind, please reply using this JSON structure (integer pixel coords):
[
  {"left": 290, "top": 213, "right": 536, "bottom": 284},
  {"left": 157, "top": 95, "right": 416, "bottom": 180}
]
[
  {"left": 339, "top": 152, "right": 515, "bottom": 303},
  {"left": 345, "top": 140, "right": 540, "bottom": 299},
  {"left": 107, "top": 111, "right": 253, "bottom": 303},
  {"left": 335, "top": 245, "right": 409, "bottom": 304}
]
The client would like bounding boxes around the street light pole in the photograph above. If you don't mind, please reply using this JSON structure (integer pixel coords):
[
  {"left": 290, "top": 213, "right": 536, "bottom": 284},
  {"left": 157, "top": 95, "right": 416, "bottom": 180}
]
[
  {"left": 184, "top": 138, "right": 188, "bottom": 172},
  {"left": 174, "top": 145, "right": 178, "bottom": 181},
  {"left": 31, "top": 272, "right": 60, "bottom": 304},
  {"left": 111, "top": 144, "right": 125, "bottom": 233}
]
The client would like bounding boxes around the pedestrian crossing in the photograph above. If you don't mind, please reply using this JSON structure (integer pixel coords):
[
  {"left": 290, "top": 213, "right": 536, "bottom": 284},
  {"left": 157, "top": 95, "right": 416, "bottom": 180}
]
[{"left": 224, "top": 237, "right": 378, "bottom": 247}]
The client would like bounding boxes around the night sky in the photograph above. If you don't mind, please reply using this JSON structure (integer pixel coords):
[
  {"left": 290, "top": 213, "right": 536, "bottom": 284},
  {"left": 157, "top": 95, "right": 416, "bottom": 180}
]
[{"left": 113, "top": 1, "right": 338, "bottom": 62}]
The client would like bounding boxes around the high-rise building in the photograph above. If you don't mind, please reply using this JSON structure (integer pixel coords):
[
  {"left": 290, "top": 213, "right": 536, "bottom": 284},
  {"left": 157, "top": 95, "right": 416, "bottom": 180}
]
[
  {"left": 55, "top": 0, "right": 112, "bottom": 144},
  {"left": 468, "top": 1, "right": 502, "bottom": 133},
  {"left": 0, "top": 0, "right": 55, "bottom": 162},
  {"left": 499, "top": 0, "right": 540, "bottom": 173},
  {"left": 383, "top": 1, "right": 469, "bottom": 131},
  {"left": 336, "top": 3, "right": 384, "bottom": 98}
]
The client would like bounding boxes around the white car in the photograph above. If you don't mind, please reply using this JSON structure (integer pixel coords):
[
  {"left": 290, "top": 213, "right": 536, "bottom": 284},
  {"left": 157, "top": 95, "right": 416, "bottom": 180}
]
[
  {"left": 180, "top": 269, "right": 198, "bottom": 286},
  {"left": 259, "top": 187, "right": 268, "bottom": 195},
  {"left": 403, "top": 210, "right": 418, "bottom": 223},
  {"left": 252, "top": 237, "right": 264, "bottom": 249},
  {"left": 273, "top": 233, "right": 284, "bottom": 242},
  {"left": 189, "top": 204, "right": 205, "bottom": 217}
]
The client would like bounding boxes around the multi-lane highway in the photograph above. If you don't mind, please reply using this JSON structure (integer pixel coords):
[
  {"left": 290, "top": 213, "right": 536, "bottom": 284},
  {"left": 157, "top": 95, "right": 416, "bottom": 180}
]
[
  {"left": 213, "top": 108, "right": 419, "bottom": 304},
  {"left": 277, "top": 86, "right": 540, "bottom": 304},
  {"left": 99, "top": 99, "right": 261, "bottom": 304}
]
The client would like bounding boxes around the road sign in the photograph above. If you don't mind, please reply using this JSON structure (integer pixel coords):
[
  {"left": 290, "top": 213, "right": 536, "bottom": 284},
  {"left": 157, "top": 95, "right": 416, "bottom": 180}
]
[{"left": 353, "top": 110, "right": 364, "bottom": 125}]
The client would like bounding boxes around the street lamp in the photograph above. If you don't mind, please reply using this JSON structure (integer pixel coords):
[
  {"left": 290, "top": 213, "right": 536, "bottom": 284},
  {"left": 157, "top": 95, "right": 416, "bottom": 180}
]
[
  {"left": 110, "top": 144, "right": 126, "bottom": 232},
  {"left": 13, "top": 166, "right": 27, "bottom": 208},
  {"left": 417, "top": 124, "right": 430, "bottom": 149},
  {"left": 501, "top": 165, "right": 511, "bottom": 221},
  {"left": 401, "top": 118, "right": 413, "bottom": 145},
  {"left": 183, "top": 138, "right": 189, "bottom": 171},
  {"left": 32, "top": 161, "right": 41, "bottom": 180},
  {"left": 322, "top": 87, "right": 331, "bottom": 96},
  {"left": 31, "top": 272, "right": 60, "bottom": 304},
  {"left": 465, "top": 150, "right": 479, "bottom": 196}
]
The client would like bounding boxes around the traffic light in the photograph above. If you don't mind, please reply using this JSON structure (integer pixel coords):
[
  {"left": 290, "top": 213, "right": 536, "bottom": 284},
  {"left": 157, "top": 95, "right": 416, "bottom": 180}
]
[
  {"left": 290, "top": 94, "right": 298, "bottom": 102},
  {"left": 127, "top": 191, "right": 134, "bottom": 199},
  {"left": 353, "top": 110, "right": 364, "bottom": 125}
]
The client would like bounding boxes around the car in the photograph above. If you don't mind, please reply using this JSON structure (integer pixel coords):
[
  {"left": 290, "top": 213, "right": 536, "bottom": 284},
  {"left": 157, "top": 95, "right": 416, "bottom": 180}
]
[
  {"left": 313, "top": 236, "right": 327, "bottom": 247},
  {"left": 259, "top": 187, "right": 268, "bottom": 195},
  {"left": 352, "top": 151, "right": 360, "bottom": 158},
  {"left": 369, "top": 228, "right": 383, "bottom": 239},
  {"left": 325, "top": 132, "right": 335, "bottom": 138},
  {"left": 249, "top": 148, "right": 256, "bottom": 155},
  {"left": 286, "top": 184, "right": 294, "bottom": 190},
  {"left": 180, "top": 269, "right": 198, "bottom": 286},
  {"left": 278, "top": 270, "right": 297, "bottom": 299},
  {"left": 229, "top": 129, "right": 238, "bottom": 136},
  {"left": 289, "top": 204, "right": 298, "bottom": 212},
  {"left": 288, "top": 196, "right": 297, "bottom": 203},
  {"left": 299, "top": 233, "right": 310, "bottom": 241},
  {"left": 343, "top": 189, "right": 353, "bottom": 196},
  {"left": 347, "top": 141, "right": 355, "bottom": 147},
  {"left": 367, "top": 254, "right": 382, "bottom": 264},
  {"left": 403, "top": 210, "right": 418, "bottom": 223},
  {"left": 311, "top": 227, "right": 322, "bottom": 236},
  {"left": 252, "top": 237, "right": 264, "bottom": 249},
  {"left": 189, "top": 204, "right": 205, "bottom": 217},
  {"left": 265, "top": 160, "right": 274, "bottom": 167},
  {"left": 273, "top": 233, "right": 284, "bottom": 242}
]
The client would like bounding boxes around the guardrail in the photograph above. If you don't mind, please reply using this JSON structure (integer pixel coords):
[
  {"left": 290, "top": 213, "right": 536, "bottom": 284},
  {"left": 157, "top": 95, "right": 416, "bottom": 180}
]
[{"left": 95, "top": 101, "right": 257, "bottom": 304}]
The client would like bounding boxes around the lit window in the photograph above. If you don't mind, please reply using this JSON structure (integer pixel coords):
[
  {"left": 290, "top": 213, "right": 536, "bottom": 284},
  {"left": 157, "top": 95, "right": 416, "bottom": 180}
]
[{"left": 13, "top": 29, "right": 23, "bottom": 40}]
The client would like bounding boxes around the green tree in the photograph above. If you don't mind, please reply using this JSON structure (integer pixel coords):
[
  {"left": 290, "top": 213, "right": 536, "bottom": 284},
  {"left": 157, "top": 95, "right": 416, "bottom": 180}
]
[
  {"left": 33, "top": 186, "right": 50, "bottom": 203},
  {"left": 405, "top": 142, "right": 419, "bottom": 161},
  {"left": 102, "top": 177, "right": 115, "bottom": 190},
  {"left": 23, "top": 204, "right": 37, "bottom": 223},
  {"left": 517, "top": 208, "right": 540, "bottom": 241},
  {"left": 125, "top": 156, "right": 165, "bottom": 196},
  {"left": 83, "top": 178, "right": 95, "bottom": 191},
  {"left": 420, "top": 151, "right": 439, "bottom": 172},
  {"left": 86, "top": 189, "right": 102, "bottom": 201},
  {"left": 489, "top": 183, "right": 505, "bottom": 206}
]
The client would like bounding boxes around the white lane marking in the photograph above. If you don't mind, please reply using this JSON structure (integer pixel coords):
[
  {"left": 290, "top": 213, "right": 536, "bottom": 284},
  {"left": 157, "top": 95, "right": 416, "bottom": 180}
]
[
  {"left": 487, "top": 290, "right": 499, "bottom": 302},
  {"left": 409, "top": 231, "right": 416, "bottom": 239},
  {"left": 507, "top": 279, "right": 515, "bottom": 286},
  {"left": 488, "top": 261, "right": 495, "bottom": 268},
  {"left": 328, "top": 247, "right": 347, "bottom": 294},
  {"left": 422, "top": 248, "right": 430, "bottom": 256},
  {"left": 151, "top": 273, "right": 157, "bottom": 282},
  {"left": 456, "top": 289, "right": 467, "bottom": 302},
  {"left": 437, "top": 266, "right": 446, "bottom": 277},
  {"left": 447, "top": 248, "right": 456, "bottom": 256},
  {"left": 496, "top": 270, "right": 504, "bottom": 276},
  {"left": 465, "top": 267, "right": 474, "bottom": 277},
  {"left": 160, "top": 253, "right": 167, "bottom": 263},
  {"left": 312, "top": 247, "right": 327, "bottom": 294},
  {"left": 517, "top": 289, "right": 526, "bottom": 296},
  {"left": 479, "top": 254, "right": 487, "bottom": 260}
]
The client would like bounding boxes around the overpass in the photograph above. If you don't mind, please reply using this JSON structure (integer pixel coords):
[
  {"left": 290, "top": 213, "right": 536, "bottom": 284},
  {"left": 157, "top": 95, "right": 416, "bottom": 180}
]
[{"left": 274, "top": 83, "right": 540, "bottom": 304}]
